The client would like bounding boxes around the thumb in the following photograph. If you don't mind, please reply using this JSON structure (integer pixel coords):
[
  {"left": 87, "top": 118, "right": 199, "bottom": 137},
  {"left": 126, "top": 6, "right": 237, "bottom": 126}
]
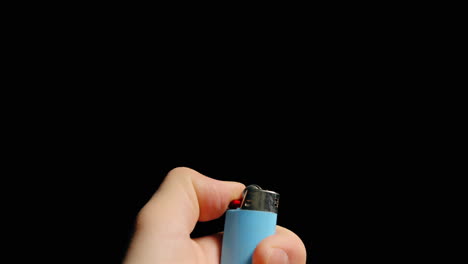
[
  {"left": 136, "top": 167, "right": 245, "bottom": 235},
  {"left": 253, "top": 226, "right": 307, "bottom": 264}
]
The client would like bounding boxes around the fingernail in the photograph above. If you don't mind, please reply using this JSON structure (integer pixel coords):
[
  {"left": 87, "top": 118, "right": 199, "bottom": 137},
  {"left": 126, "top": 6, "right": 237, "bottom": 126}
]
[{"left": 267, "top": 248, "right": 289, "bottom": 264}]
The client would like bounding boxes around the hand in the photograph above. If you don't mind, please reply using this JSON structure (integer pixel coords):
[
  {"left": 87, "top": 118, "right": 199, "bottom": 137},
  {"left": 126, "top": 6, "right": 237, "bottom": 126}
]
[{"left": 123, "top": 167, "right": 307, "bottom": 264}]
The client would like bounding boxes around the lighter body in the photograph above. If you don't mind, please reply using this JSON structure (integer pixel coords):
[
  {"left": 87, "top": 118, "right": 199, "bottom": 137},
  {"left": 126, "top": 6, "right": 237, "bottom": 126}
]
[{"left": 221, "top": 185, "right": 279, "bottom": 264}]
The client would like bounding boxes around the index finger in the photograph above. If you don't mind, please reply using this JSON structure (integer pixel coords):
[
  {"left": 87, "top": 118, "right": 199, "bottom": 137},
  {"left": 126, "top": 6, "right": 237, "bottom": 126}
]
[{"left": 137, "top": 167, "right": 245, "bottom": 235}]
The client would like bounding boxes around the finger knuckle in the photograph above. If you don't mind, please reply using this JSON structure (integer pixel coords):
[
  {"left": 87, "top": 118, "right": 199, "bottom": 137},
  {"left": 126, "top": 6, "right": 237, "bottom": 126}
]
[
  {"left": 134, "top": 205, "right": 153, "bottom": 230},
  {"left": 167, "top": 166, "right": 198, "bottom": 178}
]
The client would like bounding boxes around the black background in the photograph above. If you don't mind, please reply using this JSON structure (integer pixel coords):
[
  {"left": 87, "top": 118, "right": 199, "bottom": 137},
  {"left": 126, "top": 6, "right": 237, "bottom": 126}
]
[
  {"left": 21, "top": 60, "right": 430, "bottom": 264},
  {"left": 6, "top": 4, "right": 454, "bottom": 263},
  {"left": 65, "top": 99, "right": 416, "bottom": 264},
  {"left": 21, "top": 87, "right": 435, "bottom": 264},
  {"left": 17, "top": 87, "right": 441, "bottom": 264},
  {"left": 16, "top": 10, "right": 438, "bottom": 262}
]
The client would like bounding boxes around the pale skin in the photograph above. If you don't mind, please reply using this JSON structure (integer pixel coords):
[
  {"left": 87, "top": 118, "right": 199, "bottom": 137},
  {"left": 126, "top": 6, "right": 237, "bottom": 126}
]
[{"left": 124, "top": 167, "right": 307, "bottom": 264}]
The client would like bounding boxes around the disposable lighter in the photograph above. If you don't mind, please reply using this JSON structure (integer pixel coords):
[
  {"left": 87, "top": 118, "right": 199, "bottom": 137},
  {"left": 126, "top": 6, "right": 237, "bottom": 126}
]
[{"left": 221, "top": 184, "right": 280, "bottom": 264}]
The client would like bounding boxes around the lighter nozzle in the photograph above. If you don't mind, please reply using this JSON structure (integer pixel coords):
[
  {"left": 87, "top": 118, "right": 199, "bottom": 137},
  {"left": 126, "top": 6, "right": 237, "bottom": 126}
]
[{"left": 240, "top": 184, "right": 280, "bottom": 213}]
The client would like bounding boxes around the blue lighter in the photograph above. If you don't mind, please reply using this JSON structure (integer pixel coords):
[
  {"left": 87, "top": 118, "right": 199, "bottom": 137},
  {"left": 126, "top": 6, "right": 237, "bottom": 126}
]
[{"left": 221, "top": 184, "right": 280, "bottom": 264}]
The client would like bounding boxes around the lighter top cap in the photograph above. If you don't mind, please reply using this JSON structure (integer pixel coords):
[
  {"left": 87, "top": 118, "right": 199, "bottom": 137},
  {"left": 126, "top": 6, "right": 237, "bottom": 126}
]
[{"left": 240, "top": 184, "right": 280, "bottom": 214}]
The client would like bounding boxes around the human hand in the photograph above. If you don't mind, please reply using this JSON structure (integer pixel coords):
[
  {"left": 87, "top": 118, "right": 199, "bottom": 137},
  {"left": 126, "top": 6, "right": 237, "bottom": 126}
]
[{"left": 123, "top": 167, "right": 307, "bottom": 264}]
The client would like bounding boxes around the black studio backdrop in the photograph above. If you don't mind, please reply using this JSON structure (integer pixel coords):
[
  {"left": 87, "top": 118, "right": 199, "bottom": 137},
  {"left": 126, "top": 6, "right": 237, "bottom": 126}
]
[
  {"left": 19, "top": 6, "right": 438, "bottom": 262},
  {"left": 26, "top": 78, "right": 431, "bottom": 264},
  {"left": 26, "top": 93, "right": 428, "bottom": 264},
  {"left": 75, "top": 104, "right": 408, "bottom": 264}
]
